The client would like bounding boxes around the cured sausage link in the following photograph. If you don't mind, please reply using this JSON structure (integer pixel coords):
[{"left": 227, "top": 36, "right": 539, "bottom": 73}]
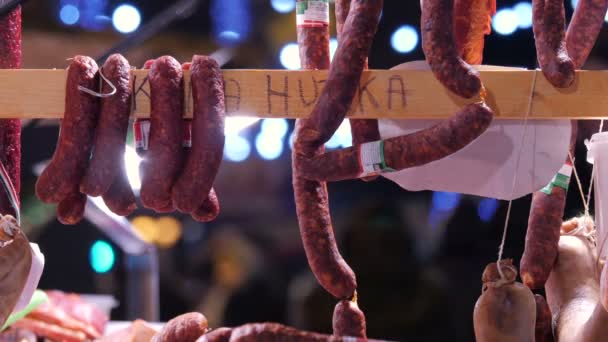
[
  {"left": 566, "top": 0, "right": 608, "bottom": 69},
  {"left": 295, "top": 0, "right": 383, "bottom": 152},
  {"left": 192, "top": 188, "right": 220, "bottom": 223},
  {"left": 196, "top": 328, "right": 232, "bottom": 342},
  {"left": 332, "top": 298, "right": 366, "bottom": 338},
  {"left": 293, "top": 0, "right": 382, "bottom": 300},
  {"left": 532, "top": 0, "right": 575, "bottom": 88},
  {"left": 57, "top": 192, "right": 87, "bottom": 225},
  {"left": 335, "top": 0, "right": 380, "bottom": 183},
  {"left": 535, "top": 294, "right": 554, "bottom": 342},
  {"left": 421, "top": 0, "right": 481, "bottom": 98},
  {"left": 295, "top": 102, "right": 493, "bottom": 182},
  {"left": 520, "top": 122, "right": 576, "bottom": 289},
  {"left": 140, "top": 56, "right": 185, "bottom": 212},
  {"left": 228, "top": 323, "right": 365, "bottom": 342},
  {"left": 80, "top": 54, "right": 133, "bottom": 197},
  {"left": 0, "top": 6, "right": 22, "bottom": 217},
  {"left": 36, "top": 56, "right": 100, "bottom": 204},
  {"left": 172, "top": 55, "right": 225, "bottom": 214}
]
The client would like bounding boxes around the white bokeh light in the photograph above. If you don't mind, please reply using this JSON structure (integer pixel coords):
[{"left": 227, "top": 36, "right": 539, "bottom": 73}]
[
  {"left": 271, "top": 0, "right": 296, "bottom": 13},
  {"left": 280, "top": 43, "right": 301, "bottom": 70},
  {"left": 513, "top": 2, "right": 533, "bottom": 29},
  {"left": 492, "top": 8, "right": 519, "bottom": 36},
  {"left": 112, "top": 4, "right": 141, "bottom": 34},
  {"left": 391, "top": 25, "right": 419, "bottom": 53}
]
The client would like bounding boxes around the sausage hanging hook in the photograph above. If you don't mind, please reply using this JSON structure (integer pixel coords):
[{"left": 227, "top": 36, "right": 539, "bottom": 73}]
[{"left": 78, "top": 68, "right": 117, "bottom": 98}]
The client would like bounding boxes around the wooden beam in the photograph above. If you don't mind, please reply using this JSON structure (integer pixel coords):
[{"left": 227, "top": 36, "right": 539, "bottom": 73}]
[{"left": 0, "top": 68, "right": 607, "bottom": 119}]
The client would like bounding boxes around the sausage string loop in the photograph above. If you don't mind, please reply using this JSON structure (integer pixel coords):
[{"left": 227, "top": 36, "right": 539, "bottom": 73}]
[{"left": 78, "top": 68, "right": 117, "bottom": 98}]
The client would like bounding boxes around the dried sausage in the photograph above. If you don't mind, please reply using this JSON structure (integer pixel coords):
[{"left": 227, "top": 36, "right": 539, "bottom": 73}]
[
  {"left": 532, "top": 0, "right": 575, "bottom": 88},
  {"left": 332, "top": 298, "right": 366, "bottom": 338},
  {"left": 0, "top": 6, "right": 22, "bottom": 217},
  {"left": 520, "top": 123, "right": 577, "bottom": 289},
  {"left": 36, "top": 56, "right": 100, "bottom": 204},
  {"left": 421, "top": 0, "right": 481, "bottom": 98},
  {"left": 57, "top": 192, "right": 87, "bottom": 225},
  {"left": 295, "top": 102, "right": 493, "bottom": 181},
  {"left": 196, "top": 328, "right": 232, "bottom": 342},
  {"left": 101, "top": 155, "right": 137, "bottom": 216},
  {"left": 335, "top": 0, "right": 380, "bottom": 183},
  {"left": 80, "top": 54, "right": 134, "bottom": 199},
  {"left": 139, "top": 56, "right": 185, "bottom": 212},
  {"left": 534, "top": 294, "right": 554, "bottom": 342},
  {"left": 229, "top": 323, "right": 340, "bottom": 342},
  {"left": 151, "top": 312, "right": 208, "bottom": 342},
  {"left": 172, "top": 55, "right": 225, "bottom": 214},
  {"left": 566, "top": 0, "right": 608, "bottom": 69},
  {"left": 293, "top": 0, "right": 382, "bottom": 300},
  {"left": 191, "top": 188, "right": 220, "bottom": 223}
]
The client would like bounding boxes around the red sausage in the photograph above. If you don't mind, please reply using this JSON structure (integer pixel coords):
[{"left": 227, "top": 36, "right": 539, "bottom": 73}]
[
  {"left": 565, "top": 0, "right": 608, "bottom": 69},
  {"left": 196, "top": 328, "right": 232, "bottom": 342},
  {"left": 293, "top": 0, "right": 382, "bottom": 300},
  {"left": 535, "top": 294, "right": 554, "bottom": 342},
  {"left": 332, "top": 298, "right": 366, "bottom": 338},
  {"left": 101, "top": 155, "right": 137, "bottom": 216},
  {"left": 171, "top": 55, "right": 225, "bottom": 213},
  {"left": 0, "top": 5, "right": 22, "bottom": 217},
  {"left": 191, "top": 188, "right": 220, "bottom": 223},
  {"left": 295, "top": 102, "right": 493, "bottom": 181},
  {"left": 421, "top": 0, "right": 481, "bottom": 98},
  {"left": 520, "top": 123, "right": 577, "bottom": 289},
  {"left": 229, "top": 323, "right": 341, "bottom": 342},
  {"left": 57, "top": 192, "right": 87, "bottom": 225},
  {"left": 80, "top": 54, "right": 134, "bottom": 198},
  {"left": 36, "top": 56, "right": 100, "bottom": 204},
  {"left": 335, "top": 0, "right": 380, "bottom": 183},
  {"left": 532, "top": 0, "right": 575, "bottom": 88},
  {"left": 139, "top": 56, "right": 185, "bottom": 212}
]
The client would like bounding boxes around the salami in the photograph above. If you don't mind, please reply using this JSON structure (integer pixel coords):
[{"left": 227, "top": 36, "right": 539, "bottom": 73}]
[
  {"left": 57, "top": 192, "right": 87, "bottom": 225},
  {"left": 532, "top": 0, "right": 575, "bottom": 88},
  {"left": 293, "top": 0, "right": 382, "bottom": 300},
  {"left": 565, "top": 0, "right": 608, "bottom": 69},
  {"left": 101, "top": 157, "right": 137, "bottom": 216},
  {"left": 0, "top": 5, "right": 22, "bottom": 217},
  {"left": 171, "top": 55, "right": 225, "bottom": 214},
  {"left": 534, "top": 294, "right": 554, "bottom": 342},
  {"left": 191, "top": 188, "right": 220, "bottom": 223},
  {"left": 332, "top": 298, "right": 366, "bottom": 338},
  {"left": 335, "top": 0, "right": 380, "bottom": 183},
  {"left": 520, "top": 123, "right": 577, "bottom": 289},
  {"left": 36, "top": 56, "right": 100, "bottom": 204},
  {"left": 80, "top": 54, "right": 134, "bottom": 199},
  {"left": 196, "top": 328, "right": 232, "bottom": 342},
  {"left": 139, "top": 56, "right": 185, "bottom": 212},
  {"left": 295, "top": 102, "right": 493, "bottom": 181},
  {"left": 229, "top": 323, "right": 342, "bottom": 342},
  {"left": 422, "top": 0, "right": 481, "bottom": 98},
  {"left": 151, "top": 312, "right": 208, "bottom": 342}
]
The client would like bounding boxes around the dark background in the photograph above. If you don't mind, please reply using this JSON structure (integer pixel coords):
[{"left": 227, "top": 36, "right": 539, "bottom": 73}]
[{"left": 12, "top": 0, "right": 605, "bottom": 341}]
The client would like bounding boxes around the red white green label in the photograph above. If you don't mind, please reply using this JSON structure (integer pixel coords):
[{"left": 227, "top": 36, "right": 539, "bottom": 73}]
[
  {"left": 359, "top": 140, "right": 395, "bottom": 177},
  {"left": 296, "top": 0, "right": 329, "bottom": 27},
  {"left": 540, "top": 161, "right": 573, "bottom": 194}
]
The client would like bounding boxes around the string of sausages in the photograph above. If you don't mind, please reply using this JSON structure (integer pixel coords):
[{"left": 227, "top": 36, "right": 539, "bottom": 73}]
[{"left": 35, "top": 54, "right": 225, "bottom": 224}]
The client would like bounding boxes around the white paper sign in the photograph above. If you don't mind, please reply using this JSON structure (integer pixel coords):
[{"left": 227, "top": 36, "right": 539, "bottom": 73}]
[{"left": 377, "top": 62, "right": 571, "bottom": 200}]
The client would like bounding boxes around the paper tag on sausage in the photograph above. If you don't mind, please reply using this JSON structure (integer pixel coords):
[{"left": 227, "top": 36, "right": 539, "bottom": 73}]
[
  {"left": 133, "top": 119, "right": 150, "bottom": 153},
  {"left": 540, "top": 161, "right": 572, "bottom": 194},
  {"left": 359, "top": 140, "right": 395, "bottom": 177},
  {"left": 296, "top": 0, "right": 329, "bottom": 27}
]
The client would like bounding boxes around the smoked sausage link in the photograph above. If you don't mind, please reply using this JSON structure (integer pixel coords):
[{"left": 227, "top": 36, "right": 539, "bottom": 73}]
[
  {"left": 532, "top": 0, "right": 575, "bottom": 88},
  {"left": 566, "top": 0, "right": 608, "bottom": 69},
  {"left": 296, "top": 102, "right": 493, "bottom": 182},
  {"left": 421, "top": 0, "right": 481, "bottom": 98},
  {"left": 520, "top": 122, "right": 577, "bottom": 289},
  {"left": 172, "top": 56, "right": 225, "bottom": 213},
  {"left": 151, "top": 312, "right": 208, "bottom": 342},
  {"left": 80, "top": 54, "right": 133, "bottom": 198},
  {"left": 229, "top": 323, "right": 342, "bottom": 342},
  {"left": 140, "top": 56, "right": 185, "bottom": 212},
  {"left": 102, "top": 155, "right": 137, "bottom": 216},
  {"left": 57, "top": 192, "right": 87, "bottom": 225},
  {"left": 36, "top": 56, "right": 100, "bottom": 204},
  {"left": 332, "top": 299, "right": 366, "bottom": 338},
  {"left": 192, "top": 189, "right": 220, "bottom": 223},
  {"left": 534, "top": 294, "right": 554, "bottom": 342},
  {"left": 196, "top": 328, "right": 232, "bottom": 342}
]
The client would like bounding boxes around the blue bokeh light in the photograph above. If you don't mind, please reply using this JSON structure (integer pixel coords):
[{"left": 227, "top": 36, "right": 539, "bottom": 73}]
[
  {"left": 224, "top": 134, "right": 251, "bottom": 162},
  {"left": 271, "top": 0, "right": 295, "bottom": 13},
  {"left": 212, "top": 0, "right": 250, "bottom": 45},
  {"left": 59, "top": 4, "right": 80, "bottom": 26},
  {"left": 431, "top": 192, "right": 462, "bottom": 212},
  {"left": 478, "top": 198, "right": 499, "bottom": 223},
  {"left": 513, "top": 2, "right": 533, "bottom": 29},
  {"left": 261, "top": 119, "right": 289, "bottom": 139},
  {"left": 492, "top": 9, "right": 519, "bottom": 35},
  {"left": 391, "top": 25, "right": 419, "bottom": 53},
  {"left": 112, "top": 4, "right": 141, "bottom": 34},
  {"left": 255, "top": 133, "right": 284, "bottom": 160},
  {"left": 90, "top": 240, "right": 115, "bottom": 274}
]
